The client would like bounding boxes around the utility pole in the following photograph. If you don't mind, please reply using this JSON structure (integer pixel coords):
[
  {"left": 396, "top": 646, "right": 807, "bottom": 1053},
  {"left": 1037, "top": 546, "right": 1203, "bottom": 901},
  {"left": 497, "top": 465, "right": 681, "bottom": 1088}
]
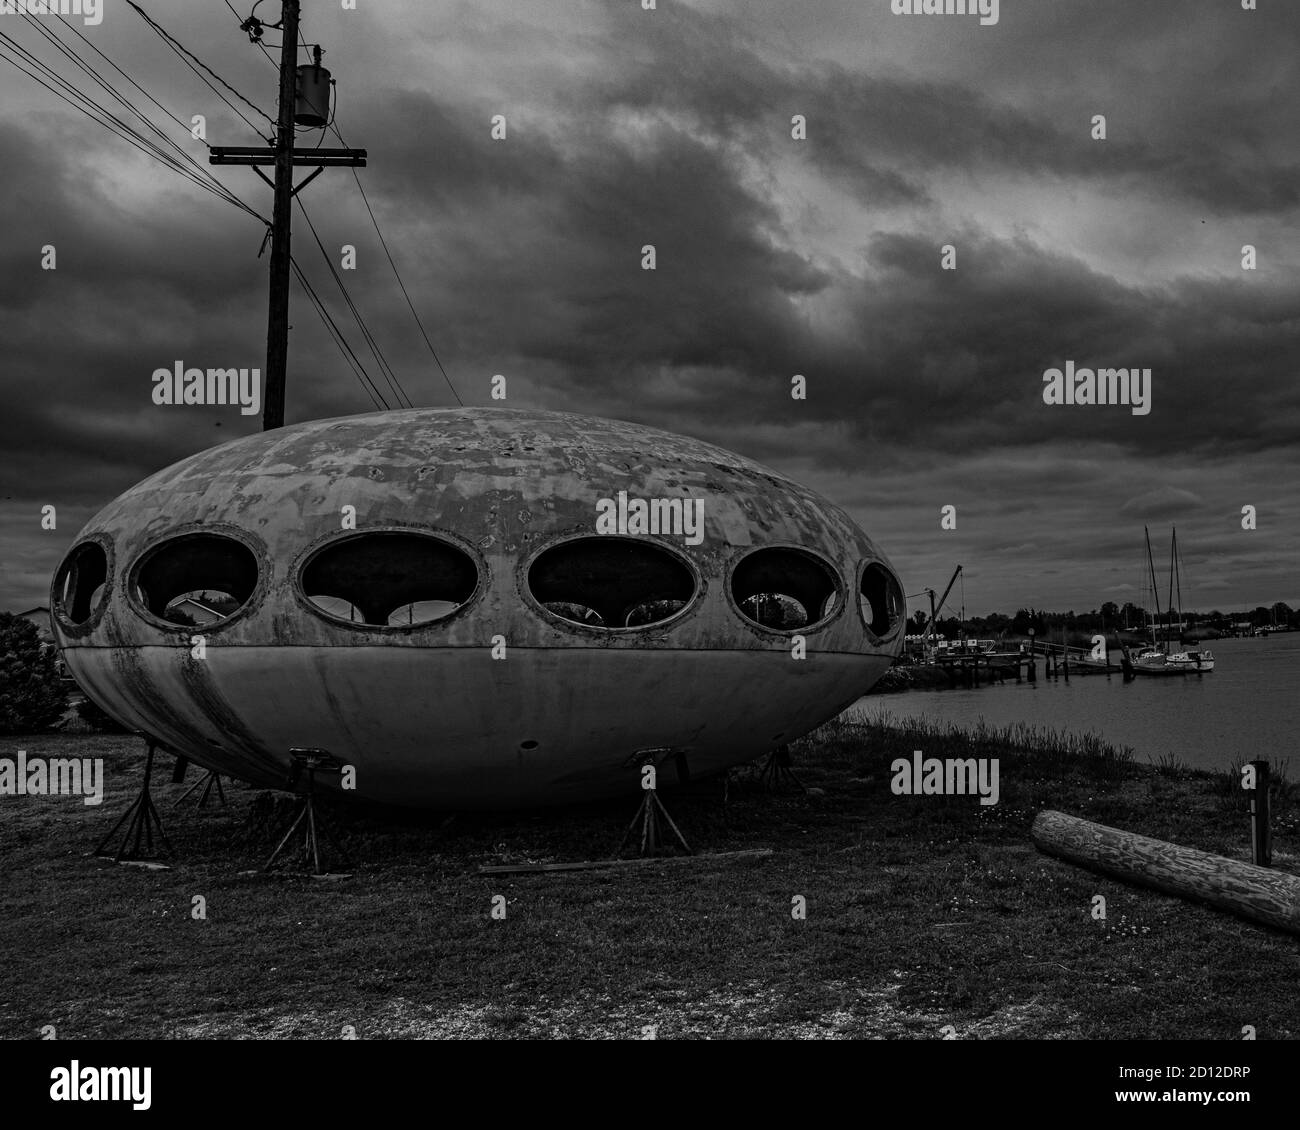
[
  {"left": 264, "top": 0, "right": 300, "bottom": 432},
  {"left": 210, "top": 2, "right": 366, "bottom": 431}
]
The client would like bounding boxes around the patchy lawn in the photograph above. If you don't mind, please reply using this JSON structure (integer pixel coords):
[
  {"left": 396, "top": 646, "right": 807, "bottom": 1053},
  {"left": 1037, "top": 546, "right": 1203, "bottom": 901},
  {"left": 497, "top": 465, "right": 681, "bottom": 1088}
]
[{"left": 1, "top": 716, "right": 1296, "bottom": 1039}]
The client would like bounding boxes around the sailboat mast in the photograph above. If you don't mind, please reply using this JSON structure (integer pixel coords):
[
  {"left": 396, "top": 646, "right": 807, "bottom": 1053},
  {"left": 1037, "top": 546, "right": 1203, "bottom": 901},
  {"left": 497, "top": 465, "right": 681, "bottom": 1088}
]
[
  {"left": 1166, "top": 529, "right": 1176, "bottom": 643},
  {"left": 1172, "top": 527, "right": 1183, "bottom": 639},
  {"left": 1175, "top": 525, "right": 1185, "bottom": 629},
  {"left": 1144, "top": 526, "right": 1162, "bottom": 648}
]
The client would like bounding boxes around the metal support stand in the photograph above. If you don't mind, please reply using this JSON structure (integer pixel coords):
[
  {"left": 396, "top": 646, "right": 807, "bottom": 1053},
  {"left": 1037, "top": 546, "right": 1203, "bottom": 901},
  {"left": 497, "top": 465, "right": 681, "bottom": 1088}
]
[
  {"left": 263, "top": 748, "right": 352, "bottom": 875},
  {"left": 95, "top": 738, "right": 171, "bottom": 862},
  {"left": 617, "top": 752, "right": 692, "bottom": 858},
  {"left": 759, "top": 744, "right": 805, "bottom": 793},
  {"left": 173, "top": 769, "right": 227, "bottom": 808}
]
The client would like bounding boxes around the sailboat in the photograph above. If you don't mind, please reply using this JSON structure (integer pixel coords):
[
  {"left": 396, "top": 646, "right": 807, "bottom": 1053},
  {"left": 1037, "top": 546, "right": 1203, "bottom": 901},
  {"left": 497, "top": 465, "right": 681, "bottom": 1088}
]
[{"left": 1131, "top": 526, "right": 1215, "bottom": 675}]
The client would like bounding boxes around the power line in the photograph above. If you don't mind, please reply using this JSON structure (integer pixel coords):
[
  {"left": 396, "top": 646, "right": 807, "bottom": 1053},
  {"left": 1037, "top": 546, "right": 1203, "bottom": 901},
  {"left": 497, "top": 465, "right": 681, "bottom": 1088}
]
[
  {"left": 0, "top": 27, "right": 258, "bottom": 220},
  {"left": 295, "top": 196, "right": 414, "bottom": 409},
  {"left": 331, "top": 119, "right": 464, "bottom": 407},
  {"left": 125, "top": 0, "right": 275, "bottom": 142},
  {"left": 5, "top": 3, "right": 401, "bottom": 418},
  {"left": 291, "top": 256, "right": 389, "bottom": 411},
  {"left": 0, "top": 19, "right": 388, "bottom": 416},
  {"left": 223, "top": 0, "right": 280, "bottom": 70},
  {"left": 31, "top": 13, "right": 261, "bottom": 221},
  {"left": 47, "top": 10, "right": 208, "bottom": 143}
]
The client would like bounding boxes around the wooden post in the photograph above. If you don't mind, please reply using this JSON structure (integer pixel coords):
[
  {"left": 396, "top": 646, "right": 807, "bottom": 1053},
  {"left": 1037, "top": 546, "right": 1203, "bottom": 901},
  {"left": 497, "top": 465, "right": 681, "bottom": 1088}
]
[
  {"left": 1028, "top": 635, "right": 1036, "bottom": 682},
  {"left": 1250, "top": 760, "right": 1272, "bottom": 867},
  {"left": 1032, "top": 809, "right": 1300, "bottom": 936}
]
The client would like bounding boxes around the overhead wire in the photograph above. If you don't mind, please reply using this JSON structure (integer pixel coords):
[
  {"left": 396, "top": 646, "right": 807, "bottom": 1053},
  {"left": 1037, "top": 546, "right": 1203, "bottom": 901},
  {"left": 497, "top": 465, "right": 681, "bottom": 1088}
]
[
  {"left": 0, "top": 27, "right": 257, "bottom": 219},
  {"left": 3, "top": 13, "right": 388, "bottom": 414},
  {"left": 5, "top": 3, "right": 403, "bottom": 414},
  {"left": 223, "top": 0, "right": 281, "bottom": 70},
  {"left": 33, "top": 13, "right": 263, "bottom": 221},
  {"left": 125, "top": 0, "right": 275, "bottom": 142},
  {"left": 290, "top": 257, "right": 388, "bottom": 411},
  {"left": 331, "top": 116, "right": 464, "bottom": 407},
  {"left": 294, "top": 195, "right": 413, "bottom": 409}
]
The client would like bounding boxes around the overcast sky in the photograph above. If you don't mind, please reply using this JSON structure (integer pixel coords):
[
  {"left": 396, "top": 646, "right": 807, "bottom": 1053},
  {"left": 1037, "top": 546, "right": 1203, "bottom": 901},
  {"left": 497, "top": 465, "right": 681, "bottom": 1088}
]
[{"left": 2, "top": 0, "right": 1297, "bottom": 616}]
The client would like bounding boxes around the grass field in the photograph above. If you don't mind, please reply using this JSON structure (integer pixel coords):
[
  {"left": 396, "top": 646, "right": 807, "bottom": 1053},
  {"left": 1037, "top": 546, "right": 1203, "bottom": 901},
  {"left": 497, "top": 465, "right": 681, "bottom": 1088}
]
[{"left": 1, "top": 716, "right": 1297, "bottom": 1040}]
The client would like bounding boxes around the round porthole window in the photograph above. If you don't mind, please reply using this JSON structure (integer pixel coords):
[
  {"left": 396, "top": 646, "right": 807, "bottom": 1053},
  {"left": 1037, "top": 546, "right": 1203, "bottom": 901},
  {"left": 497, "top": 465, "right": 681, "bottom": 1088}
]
[
  {"left": 130, "top": 533, "right": 259, "bottom": 626},
  {"left": 730, "top": 547, "right": 841, "bottom": 631},
  {"left": 527, "top": 538, "right": 696, "bottom": 629},
  {"left": 860, "top": 561, "right": 904, "bottom": 638},
  {"left": 300, "top": 531, "right": 478, "bottom": 627},
  {"left": 53, "top": 540, "right": 110, "bottom": 626}
]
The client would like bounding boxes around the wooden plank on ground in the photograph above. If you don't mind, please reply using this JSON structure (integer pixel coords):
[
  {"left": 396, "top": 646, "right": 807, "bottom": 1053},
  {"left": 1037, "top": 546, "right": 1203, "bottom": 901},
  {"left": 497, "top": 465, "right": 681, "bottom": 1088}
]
[{"left": 478, "top": 848, "right": 773, "bottom": 876}]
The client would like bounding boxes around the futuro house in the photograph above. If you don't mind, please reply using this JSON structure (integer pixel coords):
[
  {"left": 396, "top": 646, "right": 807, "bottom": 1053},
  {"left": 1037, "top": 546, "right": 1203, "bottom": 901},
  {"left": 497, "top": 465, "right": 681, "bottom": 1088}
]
[{"left": 50, "top": 408, "right": 905, "bottom": 808}]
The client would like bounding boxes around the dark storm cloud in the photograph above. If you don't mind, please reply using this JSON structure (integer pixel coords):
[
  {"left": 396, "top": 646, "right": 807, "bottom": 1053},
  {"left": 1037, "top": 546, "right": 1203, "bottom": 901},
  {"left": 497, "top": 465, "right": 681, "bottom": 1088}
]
[
  {"left": 587, "top": 2, "right": 1300, "bottom": 216},
  {"left": 1, "top": 0, "right": 1297, "bottom": 613}
]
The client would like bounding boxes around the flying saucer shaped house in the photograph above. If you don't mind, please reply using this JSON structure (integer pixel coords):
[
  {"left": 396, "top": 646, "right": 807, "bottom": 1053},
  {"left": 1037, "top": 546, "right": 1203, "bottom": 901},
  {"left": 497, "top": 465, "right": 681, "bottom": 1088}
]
[{"left": 50, "top": 408, "right": 905, "bottom": 808}]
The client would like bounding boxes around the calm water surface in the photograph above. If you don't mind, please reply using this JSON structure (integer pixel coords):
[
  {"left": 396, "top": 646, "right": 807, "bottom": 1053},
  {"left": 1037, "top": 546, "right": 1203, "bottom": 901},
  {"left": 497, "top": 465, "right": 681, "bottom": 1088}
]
[{"left": 849, "top": 633, "right": 1297, "bottom": 773}]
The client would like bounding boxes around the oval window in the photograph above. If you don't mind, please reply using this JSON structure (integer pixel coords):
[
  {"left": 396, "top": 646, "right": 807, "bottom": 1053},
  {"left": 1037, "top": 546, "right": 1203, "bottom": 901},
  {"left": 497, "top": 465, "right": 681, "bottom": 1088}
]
[
  {"left": 131, "top": 533, "right": 259, "bottom": 625},
  {"left": 301, "top": 532, "right": 478, "bottom": 627},
  {"left": 731, "top": 547, "right": 840, "bottom": 631},
  {"left": 53, "top": 541, "right": 110, "bottom": 626},
  {"left": 861, "top": 561, "right": 904, "bottom": 638},
  {"left": 528, "top": 538, "right": 695, "bottom": 629}
]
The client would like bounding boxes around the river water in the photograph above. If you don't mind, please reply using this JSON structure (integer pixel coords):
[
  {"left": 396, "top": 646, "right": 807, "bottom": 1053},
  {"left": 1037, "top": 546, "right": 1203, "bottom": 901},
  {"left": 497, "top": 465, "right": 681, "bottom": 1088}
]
[{"left": 848, "top": 632, "right": 1297, "bottom": 773}]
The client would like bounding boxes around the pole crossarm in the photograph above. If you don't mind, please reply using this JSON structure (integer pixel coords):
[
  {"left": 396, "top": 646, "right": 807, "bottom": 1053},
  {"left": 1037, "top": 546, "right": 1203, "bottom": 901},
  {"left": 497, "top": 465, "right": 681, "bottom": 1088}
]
[{"left": 209, "top": 146, "right": 367, "bottom": 167}]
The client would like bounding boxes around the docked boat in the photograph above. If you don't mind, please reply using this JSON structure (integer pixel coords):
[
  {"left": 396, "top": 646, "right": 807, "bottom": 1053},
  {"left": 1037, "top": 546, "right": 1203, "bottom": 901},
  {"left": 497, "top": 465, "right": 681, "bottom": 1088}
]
[
  {"left": 1130, "top": 527, "right": 1215, "bottom": 676},
  {"left": 1167, "top": 648, "right": 1214, "bottom": 672},
  {"left": 1131, "top": 648, "right": 1185, "bottom": 676}
]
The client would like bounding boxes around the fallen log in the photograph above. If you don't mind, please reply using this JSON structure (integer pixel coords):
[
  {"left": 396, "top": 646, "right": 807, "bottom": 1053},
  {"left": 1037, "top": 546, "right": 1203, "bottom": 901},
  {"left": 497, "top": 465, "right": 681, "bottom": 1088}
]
[{"left": 1031, "top": 809, "right": 1300, "bottom": 936}]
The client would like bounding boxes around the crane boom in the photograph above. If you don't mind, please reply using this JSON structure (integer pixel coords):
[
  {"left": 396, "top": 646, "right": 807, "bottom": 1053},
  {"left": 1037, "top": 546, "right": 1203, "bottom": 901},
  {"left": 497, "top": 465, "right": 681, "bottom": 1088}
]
[{"left": 924, "top": 564, "right": 963, "bottom": 642}]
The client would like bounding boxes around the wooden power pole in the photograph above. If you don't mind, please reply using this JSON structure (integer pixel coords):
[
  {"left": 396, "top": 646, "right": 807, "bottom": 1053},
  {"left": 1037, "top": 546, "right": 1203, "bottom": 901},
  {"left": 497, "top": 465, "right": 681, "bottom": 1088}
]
[
  {"left": 264, "top": 0, "right": 301, "bottom": 433},
  {"left": 210, "top": 1, "right": 367, "bottom": 431}
]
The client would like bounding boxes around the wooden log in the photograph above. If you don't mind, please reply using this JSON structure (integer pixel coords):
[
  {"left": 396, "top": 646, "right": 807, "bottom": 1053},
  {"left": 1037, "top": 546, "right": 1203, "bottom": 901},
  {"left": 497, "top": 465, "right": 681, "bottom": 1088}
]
[{"left": 1031, "top": 809, "right": 1300, "bottom": 936}]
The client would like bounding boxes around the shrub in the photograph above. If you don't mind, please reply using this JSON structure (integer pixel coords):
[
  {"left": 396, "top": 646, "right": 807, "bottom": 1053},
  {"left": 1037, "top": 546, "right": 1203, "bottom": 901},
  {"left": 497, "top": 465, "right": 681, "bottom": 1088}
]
[{"left": 0, "top": 612, "right": 68, "bottom": 734}]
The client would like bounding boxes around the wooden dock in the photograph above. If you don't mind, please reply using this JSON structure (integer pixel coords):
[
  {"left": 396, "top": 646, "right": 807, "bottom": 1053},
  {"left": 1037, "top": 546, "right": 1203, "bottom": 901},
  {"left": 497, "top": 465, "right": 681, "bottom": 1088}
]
[
  {"left": 926, "top": 639, "right": 1123, "bottom": 686},
  {"left": 931, "top": 648, "right": 1033, "bottom": 686},
  {"left": 1037, "top": 640, "right": 1124, "bottom": 678}
]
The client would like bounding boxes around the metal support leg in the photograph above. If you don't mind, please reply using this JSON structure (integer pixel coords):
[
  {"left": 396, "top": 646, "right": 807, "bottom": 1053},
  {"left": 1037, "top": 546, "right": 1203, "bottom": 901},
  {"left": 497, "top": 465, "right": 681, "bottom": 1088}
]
[
  {"left": 616, "top": 752, "right": 692, "bottom": 858},
  {"left": 617, "top": 786, "right": 692, "bottom": 858},
  {"left": 174, "top": 769, "right": 227, "bottom": 808},
  {"left": 760, "top": 744, "right": 806, "bottom": 793},
  {"left": 95, "top": 739, "right": 172, "bottom": 862},
  {"left": 262, "top": 755, "right": 352, "bottom": 875}
]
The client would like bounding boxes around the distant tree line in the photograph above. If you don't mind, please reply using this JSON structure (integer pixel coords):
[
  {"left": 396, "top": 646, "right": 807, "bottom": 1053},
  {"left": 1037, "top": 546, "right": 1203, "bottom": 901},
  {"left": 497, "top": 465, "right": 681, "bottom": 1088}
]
[{"left": 905, "top": 601, "right": 1297, "bottom": 638}]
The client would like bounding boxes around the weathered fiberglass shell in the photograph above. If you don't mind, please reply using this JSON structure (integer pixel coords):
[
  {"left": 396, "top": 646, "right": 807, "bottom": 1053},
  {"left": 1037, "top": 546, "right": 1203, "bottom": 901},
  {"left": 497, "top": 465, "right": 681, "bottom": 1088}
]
[{"left": 51, "top": 408, "right": 905, "bottom": 808}]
